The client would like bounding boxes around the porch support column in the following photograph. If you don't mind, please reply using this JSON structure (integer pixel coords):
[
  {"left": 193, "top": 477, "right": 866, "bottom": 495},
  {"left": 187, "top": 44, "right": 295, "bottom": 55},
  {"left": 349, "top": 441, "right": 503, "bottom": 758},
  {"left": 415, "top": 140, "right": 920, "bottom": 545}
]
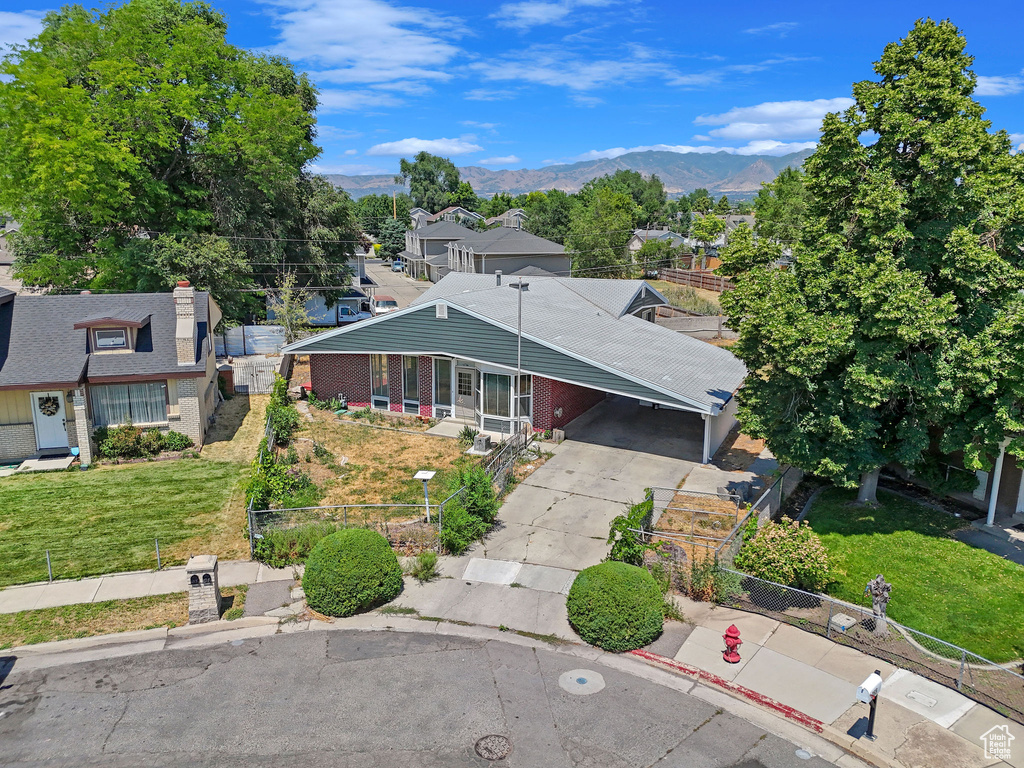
[
  {"left": 987, "top": 439, "right": 1010, "bottom": 526},
  {"left": 701, "top": 413, "right": 711, "bottom": 465},
  {"left": 71, "top": 387, "right": 93, "bottom": 468}
]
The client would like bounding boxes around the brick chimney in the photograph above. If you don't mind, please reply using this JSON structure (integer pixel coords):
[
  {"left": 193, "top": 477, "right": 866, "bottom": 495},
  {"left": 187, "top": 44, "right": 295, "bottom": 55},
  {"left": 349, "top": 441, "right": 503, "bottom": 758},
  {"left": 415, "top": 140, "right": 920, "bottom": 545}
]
[{"left": 173, "top": 280, "right": 197, "bottom": 366}]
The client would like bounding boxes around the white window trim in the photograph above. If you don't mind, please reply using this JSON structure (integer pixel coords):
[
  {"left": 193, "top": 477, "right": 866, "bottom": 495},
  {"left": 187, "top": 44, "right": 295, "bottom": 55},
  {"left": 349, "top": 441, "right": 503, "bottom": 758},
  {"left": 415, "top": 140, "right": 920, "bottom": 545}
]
[
  {"left": 402, "top": 356, "right": 420, "bottom": 414},
  {"left": 432, "top": 357, "right": 454, "bottom": 417},
  {"left": 369, "top": 354, "right": 389, "bottom": 410},
  {"left": 94, "top": 327, "right": 129, "bottom": 350}
]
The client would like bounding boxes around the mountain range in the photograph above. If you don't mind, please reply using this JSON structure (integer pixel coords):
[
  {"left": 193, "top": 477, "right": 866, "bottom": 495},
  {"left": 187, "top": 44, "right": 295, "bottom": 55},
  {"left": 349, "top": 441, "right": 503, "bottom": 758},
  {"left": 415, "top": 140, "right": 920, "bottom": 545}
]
[{"left": 324, "top": 149, "right": 813, "bottom": 199}]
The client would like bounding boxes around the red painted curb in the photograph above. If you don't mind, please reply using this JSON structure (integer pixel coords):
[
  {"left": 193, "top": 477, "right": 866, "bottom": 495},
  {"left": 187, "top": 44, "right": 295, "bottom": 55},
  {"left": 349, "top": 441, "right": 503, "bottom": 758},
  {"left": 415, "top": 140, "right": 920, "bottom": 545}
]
[{"left": 629, "top": 648, "right": 826, "bottom": 733}]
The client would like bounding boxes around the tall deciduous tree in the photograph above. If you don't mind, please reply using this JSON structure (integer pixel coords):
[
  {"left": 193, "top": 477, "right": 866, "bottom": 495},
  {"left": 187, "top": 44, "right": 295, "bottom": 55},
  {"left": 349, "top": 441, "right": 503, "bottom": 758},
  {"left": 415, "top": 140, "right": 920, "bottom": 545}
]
[
  {"left": 719, "top": 19, "right": 1024, "bottom": 503},
  {"left": 690, "top": 214, "right": 726, "bottom": 266},
  {"left": 395, "top": 152, "right": 461, "bottom": 212},
  {"left": 581, "top": 170, "right": 667, "bottom": 227},
  {"left": 356, "top": 193, "right": 411, "bottom": 238},
  {"left": 0, "top": 0, "right": 328, "bottom": 321},
  {"left": 754, "top": 167, "right": 810, "bottom": 245},
  {"left": 714, "top": 196, "right": 731, "bottom": 215},
  {"left": 525, "top": 189, "right": 576, "bottom": 244},
  {"left": 566, "top": 187, "right": 637, "bottom": 278}
]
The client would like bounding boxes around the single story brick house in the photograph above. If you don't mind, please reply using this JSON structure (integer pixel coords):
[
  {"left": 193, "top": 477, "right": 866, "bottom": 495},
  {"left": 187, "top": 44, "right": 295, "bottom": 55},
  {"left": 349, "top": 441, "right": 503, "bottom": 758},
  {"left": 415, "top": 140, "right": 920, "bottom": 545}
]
[
  {"left": 0, "top": 282, "right": 221, "bottom": 467},
  {"left": 284, "top": 273, "right": 747, "bottom": 463}
]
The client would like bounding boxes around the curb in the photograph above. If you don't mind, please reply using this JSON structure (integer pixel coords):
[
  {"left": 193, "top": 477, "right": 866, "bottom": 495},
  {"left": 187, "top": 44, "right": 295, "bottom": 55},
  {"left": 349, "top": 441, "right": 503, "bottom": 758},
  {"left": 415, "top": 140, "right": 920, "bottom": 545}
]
[{"left": 629, "top": 648, "right": 826, "bottom": 733}]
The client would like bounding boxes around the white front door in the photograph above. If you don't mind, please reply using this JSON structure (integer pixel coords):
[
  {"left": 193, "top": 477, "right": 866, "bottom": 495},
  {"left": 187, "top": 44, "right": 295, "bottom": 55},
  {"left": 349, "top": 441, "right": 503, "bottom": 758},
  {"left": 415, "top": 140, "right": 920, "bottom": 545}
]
[{"left": 31, "top": 391, "right": 69, "bottom": 450}]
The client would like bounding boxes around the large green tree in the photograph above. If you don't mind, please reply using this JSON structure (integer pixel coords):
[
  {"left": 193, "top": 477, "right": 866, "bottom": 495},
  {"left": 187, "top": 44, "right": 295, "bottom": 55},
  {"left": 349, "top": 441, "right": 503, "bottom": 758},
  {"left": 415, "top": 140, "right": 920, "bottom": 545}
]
[
  {"left": 356, "top": 193, "right": 411, "bottom": 238},
  {"left": 566, "top": 187, "right": 637, "bottom": 278},
  {"left": 690, "top": 214, "right": 726, "bottom": 266},
  {"left": 395, "top": 152, "right": 461, "bottom": 212},
  {"left": 754, "top": 167, "right": 811, "bottom": 246},
  {"left": 719, "top": 19, "right": 1024, "bottom": 503},
  {"left": 581, "top": 169, "right": 667, "bottom": 227},
  {"left": 0, "top": 0, "right": 339, "bottom": 321},
  {"left": 525, "top": 189, "right": 577, "bottom": 244}
]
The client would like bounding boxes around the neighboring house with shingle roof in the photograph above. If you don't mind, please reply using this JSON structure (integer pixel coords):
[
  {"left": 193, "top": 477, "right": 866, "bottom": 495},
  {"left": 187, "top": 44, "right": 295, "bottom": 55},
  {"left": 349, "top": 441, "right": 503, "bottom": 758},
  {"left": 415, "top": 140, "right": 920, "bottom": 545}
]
[
  {"left": 627, "top": 228, "right": 687, "bottom": 254},
  {"left": 0, "top": 283, "right": 221, "bottom": 466},
  {"left": 447, "top": 228, "right": 569, "bottom": 277},
  {"left": 403, "top": 220, "right": 476, "bottom": 281},
  {"left": 409, "top": 207, "right": 431, "bottom": 230},
  {"left": 284, "top": 273, "right": 745, "bottom": 462},
  {"left": 428, "top": 206, "right": 484, "bottom": 225},
  {"left": 484, "top": 208, "right": 528, "bottom": 230}
]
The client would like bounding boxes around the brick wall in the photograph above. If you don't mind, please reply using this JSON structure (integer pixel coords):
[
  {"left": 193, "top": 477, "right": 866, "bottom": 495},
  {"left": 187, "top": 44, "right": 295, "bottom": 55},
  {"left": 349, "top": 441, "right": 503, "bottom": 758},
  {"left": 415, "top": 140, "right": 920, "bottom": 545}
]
[
  {"left": 531, "top": 376, "right": 606, "bottom": 431},
  {"left": 0, "top": 423, "right": 37, "bottom": 462},
  {"left": 309, "top": 354, "right": 371, "bottom": 407},
  {"left": 418, "top": 356, "right": 433, "bottom": 417},
  {"left": 172, "top": 377, "right": 204, "bottom": 446},
  {"left": 388, "top": 354, "right": 403, "bottom": 413}
]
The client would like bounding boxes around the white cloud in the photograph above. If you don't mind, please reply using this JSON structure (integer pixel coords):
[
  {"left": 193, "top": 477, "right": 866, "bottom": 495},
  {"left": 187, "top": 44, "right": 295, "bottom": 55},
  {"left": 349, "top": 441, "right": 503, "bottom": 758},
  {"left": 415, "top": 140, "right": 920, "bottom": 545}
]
[
  {"left": 366, "top": 137, "right": 484, "bottom": 156},
  {"left": 491, "top": 0, "right": 617, "bottom": 31},
  {"left": 695, "top": 97, "right": 854, "bottom": 140},
  {"left": 472, "top": 43, "right": 665, "bottom": 91},
  {"left": 316, "top": 126, "right": 364, "bottom": 142},
  {"left": 743, "top": 22, "right": 798, "bottom": 36},
  {"left": 478, "top": 155, "right": 522, "bottom": 165},
  {"left": 0, "top": 10, "right": 45, "bottom": 50},
  {"left": 976, "top": 74, "right": 1024, "bottom": 97},
  {"left": 464, "top": 88, "right": 518, "bottom": 101},
  {"left": 1010, "top": 133, "right": 1024, "bottom": 154},
  {"left": 567, "top": 140, "right": 816, "bottom": 162},
  {"left": 310, "top": 163, "right": 391, "bottom": 175},
  {"left": 267, "top": 0, "right": 463, "bottom": 88},
  {"left": 316, "top": 89, "right": 403, "bottom": 112},
  {"left": 343, "top": 149, "right": 359, "bottom": 155}
]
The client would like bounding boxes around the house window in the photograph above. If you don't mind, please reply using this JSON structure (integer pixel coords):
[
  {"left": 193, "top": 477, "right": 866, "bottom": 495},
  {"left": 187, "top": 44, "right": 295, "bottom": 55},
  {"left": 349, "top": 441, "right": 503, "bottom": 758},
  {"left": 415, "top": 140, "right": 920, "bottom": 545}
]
[
  {"left": 515, "top": 375, "right": 532, "bottom": 420},
  {"left": 89, "top": 382, "right": 167, "bottom": 426},
  {"left": 95, "top": 328, "right": 128, "bottom": 349},
  {"left": 370, "top": 354, "right": 389, "bottom": 410},
  {"left": 457, "top": 371, "right": 473, "bottom": 398},
  {"left": 482, "top": 373, "right": 511, "bottom": 419},
  {"left": 402, "top": 356, "right": 419, "bottom": 414},
  {"left": 433, "top": 358, "right": 452, "bottom": 411}
]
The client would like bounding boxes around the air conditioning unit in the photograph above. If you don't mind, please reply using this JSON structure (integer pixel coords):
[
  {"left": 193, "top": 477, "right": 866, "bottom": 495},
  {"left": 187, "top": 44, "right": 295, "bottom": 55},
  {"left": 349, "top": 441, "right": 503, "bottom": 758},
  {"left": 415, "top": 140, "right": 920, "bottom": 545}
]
[{"left": 473, "top": 433, "right": 492, "bottom": 453}]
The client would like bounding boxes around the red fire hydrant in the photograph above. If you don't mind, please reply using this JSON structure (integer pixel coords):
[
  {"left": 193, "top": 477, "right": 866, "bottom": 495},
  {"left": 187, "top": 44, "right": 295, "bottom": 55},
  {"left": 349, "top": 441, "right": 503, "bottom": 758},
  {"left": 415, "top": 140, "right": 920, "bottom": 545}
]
[{"left": 723, "top": 624, "right": 742, "bottom": 664}]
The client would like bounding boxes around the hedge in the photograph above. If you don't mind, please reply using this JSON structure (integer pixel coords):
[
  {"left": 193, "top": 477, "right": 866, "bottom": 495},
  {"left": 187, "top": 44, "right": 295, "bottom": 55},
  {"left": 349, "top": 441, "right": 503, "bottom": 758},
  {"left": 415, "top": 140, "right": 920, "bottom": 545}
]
[
  {"left": 302, "top": 529, "right": 403, "bottom": 617},
  {"left": 566, "top": 561, "right": 664, "bottom": 651}
]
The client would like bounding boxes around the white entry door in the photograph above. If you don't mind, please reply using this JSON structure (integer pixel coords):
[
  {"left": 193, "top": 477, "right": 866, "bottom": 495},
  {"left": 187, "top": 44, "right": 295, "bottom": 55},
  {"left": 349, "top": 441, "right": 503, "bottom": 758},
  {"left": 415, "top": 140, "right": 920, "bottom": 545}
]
[{"left": 31, "top": 391, "right": 69, "bottom": 450}]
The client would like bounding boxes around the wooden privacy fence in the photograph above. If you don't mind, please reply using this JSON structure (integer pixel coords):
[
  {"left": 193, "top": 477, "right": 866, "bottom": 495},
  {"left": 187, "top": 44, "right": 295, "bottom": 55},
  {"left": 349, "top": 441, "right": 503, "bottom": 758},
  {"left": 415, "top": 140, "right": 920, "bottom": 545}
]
[{"left": 658, "top": 268, "right": 735, "bottom": 293}]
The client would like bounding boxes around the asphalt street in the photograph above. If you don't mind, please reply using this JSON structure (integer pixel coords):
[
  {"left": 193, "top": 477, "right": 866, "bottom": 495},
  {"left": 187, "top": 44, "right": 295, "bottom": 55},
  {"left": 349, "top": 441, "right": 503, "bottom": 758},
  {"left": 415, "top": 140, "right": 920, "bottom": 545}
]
[{"left": 0, "top": 630, "right": 846, "bottom": 768}]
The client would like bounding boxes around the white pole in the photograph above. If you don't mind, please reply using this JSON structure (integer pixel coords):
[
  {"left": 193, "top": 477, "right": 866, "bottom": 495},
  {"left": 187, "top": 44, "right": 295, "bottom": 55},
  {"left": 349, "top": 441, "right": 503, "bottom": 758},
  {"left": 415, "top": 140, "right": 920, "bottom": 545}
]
[
  {"left": 423, "top": 479, "right": 431, "bottom": 524},
  {"left": 517, "top": 278, "right": 523, "bottom": 432},
  {"left": 987, "top": 440, "right": 1010, "bottom": 526}
]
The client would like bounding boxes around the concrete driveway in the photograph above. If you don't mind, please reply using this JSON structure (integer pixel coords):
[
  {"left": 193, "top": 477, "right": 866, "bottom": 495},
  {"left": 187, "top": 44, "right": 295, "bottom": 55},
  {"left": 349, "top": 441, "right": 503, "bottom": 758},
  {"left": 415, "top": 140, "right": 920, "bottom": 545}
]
[
  {"left": 364, "top": 258, "right": 431, "bottom": 307},
  {"left": 480, "top": 397, "right": 699, "bottom": 571}
]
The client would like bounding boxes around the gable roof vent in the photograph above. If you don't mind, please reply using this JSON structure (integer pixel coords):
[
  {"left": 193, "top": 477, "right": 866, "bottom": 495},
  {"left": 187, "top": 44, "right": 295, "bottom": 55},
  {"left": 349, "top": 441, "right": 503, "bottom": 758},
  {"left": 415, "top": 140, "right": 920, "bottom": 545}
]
[{"left": 436, "top": 302, "right": 448, "bottom": 319}]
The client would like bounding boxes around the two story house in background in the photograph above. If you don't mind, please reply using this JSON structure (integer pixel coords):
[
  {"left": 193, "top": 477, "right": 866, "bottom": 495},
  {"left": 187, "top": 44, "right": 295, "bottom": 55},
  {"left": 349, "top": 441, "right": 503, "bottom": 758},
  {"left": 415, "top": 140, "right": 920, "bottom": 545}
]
[{"left": 0, "top": 282, "right": 220, "bottom": 468}]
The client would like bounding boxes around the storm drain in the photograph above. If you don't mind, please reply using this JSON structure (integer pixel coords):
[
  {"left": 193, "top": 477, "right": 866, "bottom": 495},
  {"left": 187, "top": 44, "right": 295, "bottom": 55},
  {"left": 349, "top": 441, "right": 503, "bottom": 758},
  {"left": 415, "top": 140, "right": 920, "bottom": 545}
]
[
  {"left": 475, "top": 735, "right": 513, "bottom": 760},
  {"left": 558, "top": 669, "right": 606, "bottom": 695}
]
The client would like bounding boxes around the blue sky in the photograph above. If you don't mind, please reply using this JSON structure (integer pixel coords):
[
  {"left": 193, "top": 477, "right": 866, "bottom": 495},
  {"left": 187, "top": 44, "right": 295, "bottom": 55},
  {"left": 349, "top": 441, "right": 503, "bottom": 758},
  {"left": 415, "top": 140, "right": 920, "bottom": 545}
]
[{"left": 2, "top": 0, "right": 1022, "bottom": 176}]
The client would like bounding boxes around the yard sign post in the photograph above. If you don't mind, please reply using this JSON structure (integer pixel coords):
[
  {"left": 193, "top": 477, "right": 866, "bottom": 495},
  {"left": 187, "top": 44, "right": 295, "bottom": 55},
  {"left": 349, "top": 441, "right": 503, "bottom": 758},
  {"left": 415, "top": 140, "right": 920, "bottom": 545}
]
[{"left": 414, "top": 470, "right": 436, "bottom": 523}]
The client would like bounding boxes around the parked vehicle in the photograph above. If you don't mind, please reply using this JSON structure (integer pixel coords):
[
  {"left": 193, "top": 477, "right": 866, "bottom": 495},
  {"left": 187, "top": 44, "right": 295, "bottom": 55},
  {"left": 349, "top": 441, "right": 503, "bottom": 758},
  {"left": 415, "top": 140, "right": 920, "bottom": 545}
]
[
  {"left": 391, "top": 259, "right": 404, "bottom": 273},
  {"left": 370, "top": 295, "right": 400, "bottom": 316},
  {"left": 337, "top": 306, "right": 372, "bottom": 324}
]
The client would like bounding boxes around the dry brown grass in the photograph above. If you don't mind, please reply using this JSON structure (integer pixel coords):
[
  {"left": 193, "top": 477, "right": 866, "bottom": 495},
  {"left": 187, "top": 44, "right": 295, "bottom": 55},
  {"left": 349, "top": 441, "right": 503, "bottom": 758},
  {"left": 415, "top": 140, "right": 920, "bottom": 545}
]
[
  {"left": 298, "top": 408, "right": 467, "bottom": 510},
  {"left": 203, "top": 394, "right": 270, "bottom": 463}
]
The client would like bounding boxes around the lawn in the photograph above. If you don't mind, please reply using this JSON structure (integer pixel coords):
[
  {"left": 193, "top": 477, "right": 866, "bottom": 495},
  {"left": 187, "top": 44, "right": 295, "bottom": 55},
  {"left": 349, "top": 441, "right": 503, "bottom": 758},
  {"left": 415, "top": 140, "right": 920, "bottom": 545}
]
[
  {"left": 806, "top": 488, "right": 1024, "bottom": 662},
  {"left": 298, "top": 407, "right": 470, "bottom": 512},
  {"left": 0, "top": 459, "right": 249, "bottom": 587},
  {"left": 647, "top": 280, "right": 722, "bottom": 315},
  {"left": 0, "top": 586, "right": 246, "bottom": 649}
]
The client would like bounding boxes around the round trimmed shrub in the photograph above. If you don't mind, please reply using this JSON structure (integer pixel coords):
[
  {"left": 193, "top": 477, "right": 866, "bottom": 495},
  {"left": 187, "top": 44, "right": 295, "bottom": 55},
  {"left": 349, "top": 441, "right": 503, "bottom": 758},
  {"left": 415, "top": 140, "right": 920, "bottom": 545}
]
[
  {"left": 566, "top": 561, "right": 664, "bottom": 652},
  {"left": 302, "top": 529, "right": 403, "bottom": 617}
]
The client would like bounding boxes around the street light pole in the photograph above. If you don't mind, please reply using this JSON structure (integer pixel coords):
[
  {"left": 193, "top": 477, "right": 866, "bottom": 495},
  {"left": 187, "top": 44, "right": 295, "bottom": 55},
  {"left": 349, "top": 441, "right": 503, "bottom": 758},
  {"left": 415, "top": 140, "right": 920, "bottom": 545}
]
[{"left": 515, "top": 279, "right": 528, "bottom": 434}]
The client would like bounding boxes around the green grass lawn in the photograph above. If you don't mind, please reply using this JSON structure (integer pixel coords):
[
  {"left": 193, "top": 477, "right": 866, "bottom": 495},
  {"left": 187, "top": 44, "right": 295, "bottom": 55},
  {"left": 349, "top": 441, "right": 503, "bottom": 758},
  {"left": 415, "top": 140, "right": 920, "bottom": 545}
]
[
  {"left": 0, "top": 459, "right": 247, "bottom": 587},
  {"left": 806, "top": 488, "right": 1024, "bottom": 662}
]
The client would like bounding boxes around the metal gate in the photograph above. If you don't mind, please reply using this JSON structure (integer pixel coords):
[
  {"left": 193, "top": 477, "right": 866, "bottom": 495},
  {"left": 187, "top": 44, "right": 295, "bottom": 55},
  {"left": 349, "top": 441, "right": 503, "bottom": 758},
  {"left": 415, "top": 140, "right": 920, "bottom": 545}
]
[{"left": 233, "top": 361, "right": 278, "bottom": 394}]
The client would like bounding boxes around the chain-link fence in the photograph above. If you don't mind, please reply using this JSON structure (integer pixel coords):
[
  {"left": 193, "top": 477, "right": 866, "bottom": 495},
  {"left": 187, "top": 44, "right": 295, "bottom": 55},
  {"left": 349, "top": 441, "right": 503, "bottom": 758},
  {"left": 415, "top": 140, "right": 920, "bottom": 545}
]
[
  {"left": 718, "top": 568, "right": 1024, "bottom": 724},
  {"left": 481, "top": 426, "right": 535, "bottom": 495},
  {"left": 0, "top": 537, "right": 177, "bottom": 588}
]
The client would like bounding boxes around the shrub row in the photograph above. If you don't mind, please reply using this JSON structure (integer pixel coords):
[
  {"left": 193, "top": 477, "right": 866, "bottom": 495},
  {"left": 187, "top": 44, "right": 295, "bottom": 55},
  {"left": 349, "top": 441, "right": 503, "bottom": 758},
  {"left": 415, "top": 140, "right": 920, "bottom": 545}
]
[
  {"left": 95, "top": 424, "right": 193, "bottom": 459},
  {"left": 253, "top": 521, "right": 339, "bottom": 567},
  {"left": 266, "top": 374, "right": 300, "bottom": 445}
]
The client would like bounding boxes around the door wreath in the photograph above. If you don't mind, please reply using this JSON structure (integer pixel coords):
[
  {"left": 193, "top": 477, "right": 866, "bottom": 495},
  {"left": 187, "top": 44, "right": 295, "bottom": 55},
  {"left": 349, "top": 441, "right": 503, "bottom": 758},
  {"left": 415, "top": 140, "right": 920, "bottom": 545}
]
[{"left": 38, "top": 396, "right": 60, "bottom": 417}]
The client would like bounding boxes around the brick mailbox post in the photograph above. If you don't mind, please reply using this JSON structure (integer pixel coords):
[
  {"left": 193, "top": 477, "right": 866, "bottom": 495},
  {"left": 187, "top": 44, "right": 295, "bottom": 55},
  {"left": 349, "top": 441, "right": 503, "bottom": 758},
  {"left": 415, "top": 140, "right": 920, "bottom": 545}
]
[{"left": 186, "top": 555, "right": 223, "bottom": 624}]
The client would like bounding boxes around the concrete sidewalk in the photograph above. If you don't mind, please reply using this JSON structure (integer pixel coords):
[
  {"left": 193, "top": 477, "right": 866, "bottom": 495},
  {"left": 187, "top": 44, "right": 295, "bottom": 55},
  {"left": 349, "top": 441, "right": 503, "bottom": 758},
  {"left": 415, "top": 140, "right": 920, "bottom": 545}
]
[{"left": 0, "top": 560, "right": 298, "bottom": 614}]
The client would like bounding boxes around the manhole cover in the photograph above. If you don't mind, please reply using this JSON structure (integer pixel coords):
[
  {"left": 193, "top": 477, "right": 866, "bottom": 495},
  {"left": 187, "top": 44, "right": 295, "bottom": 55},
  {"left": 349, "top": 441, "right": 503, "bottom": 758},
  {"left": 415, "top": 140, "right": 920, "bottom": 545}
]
[
  {"left": 475, "top": 734, "right": 512, "bottom": 760},
  {"left": 795, "top": 748, "right": 813, "bottom": 759},
  {"left": 558, "top": 668, "right": 605, "bottom": 695}
]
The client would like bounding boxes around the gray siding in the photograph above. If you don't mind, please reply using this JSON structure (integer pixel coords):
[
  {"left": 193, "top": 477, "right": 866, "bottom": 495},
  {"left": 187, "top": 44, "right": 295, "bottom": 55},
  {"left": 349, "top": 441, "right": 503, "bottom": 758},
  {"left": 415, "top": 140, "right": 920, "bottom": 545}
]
[
  {"left": 475, "top": 254, "right": 571, "bottom": 276},
  {"left": 298, "top": 305, "right": 700, "bottom": 409},
  {"left": 625, "top": 287, "right": 666, "bottom": 318}
]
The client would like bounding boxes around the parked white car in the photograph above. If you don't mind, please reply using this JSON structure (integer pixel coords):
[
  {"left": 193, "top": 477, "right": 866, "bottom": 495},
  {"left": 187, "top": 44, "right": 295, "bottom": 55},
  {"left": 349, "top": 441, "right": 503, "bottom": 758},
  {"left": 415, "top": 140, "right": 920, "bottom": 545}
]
[
  {"left": 337, "top": 306, "right": 371, "bottom": 324},
  {"left": 370, "top": 295, "right": 400, "bottom": 316}
]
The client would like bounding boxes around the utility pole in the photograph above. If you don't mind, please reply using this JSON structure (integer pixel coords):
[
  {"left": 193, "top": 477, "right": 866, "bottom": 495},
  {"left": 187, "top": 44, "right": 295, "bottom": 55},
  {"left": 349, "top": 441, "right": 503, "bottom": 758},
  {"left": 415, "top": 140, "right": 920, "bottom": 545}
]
[{"left": 393, "top": 191, "right": 397, "bottom": 219}]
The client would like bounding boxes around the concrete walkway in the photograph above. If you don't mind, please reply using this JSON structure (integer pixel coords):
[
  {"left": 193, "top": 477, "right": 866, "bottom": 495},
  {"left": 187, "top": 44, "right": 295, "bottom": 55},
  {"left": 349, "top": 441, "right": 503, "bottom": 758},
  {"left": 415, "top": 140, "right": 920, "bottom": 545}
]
[{"left": 0, "top": 560, "right": 297, "bottom": 614}]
